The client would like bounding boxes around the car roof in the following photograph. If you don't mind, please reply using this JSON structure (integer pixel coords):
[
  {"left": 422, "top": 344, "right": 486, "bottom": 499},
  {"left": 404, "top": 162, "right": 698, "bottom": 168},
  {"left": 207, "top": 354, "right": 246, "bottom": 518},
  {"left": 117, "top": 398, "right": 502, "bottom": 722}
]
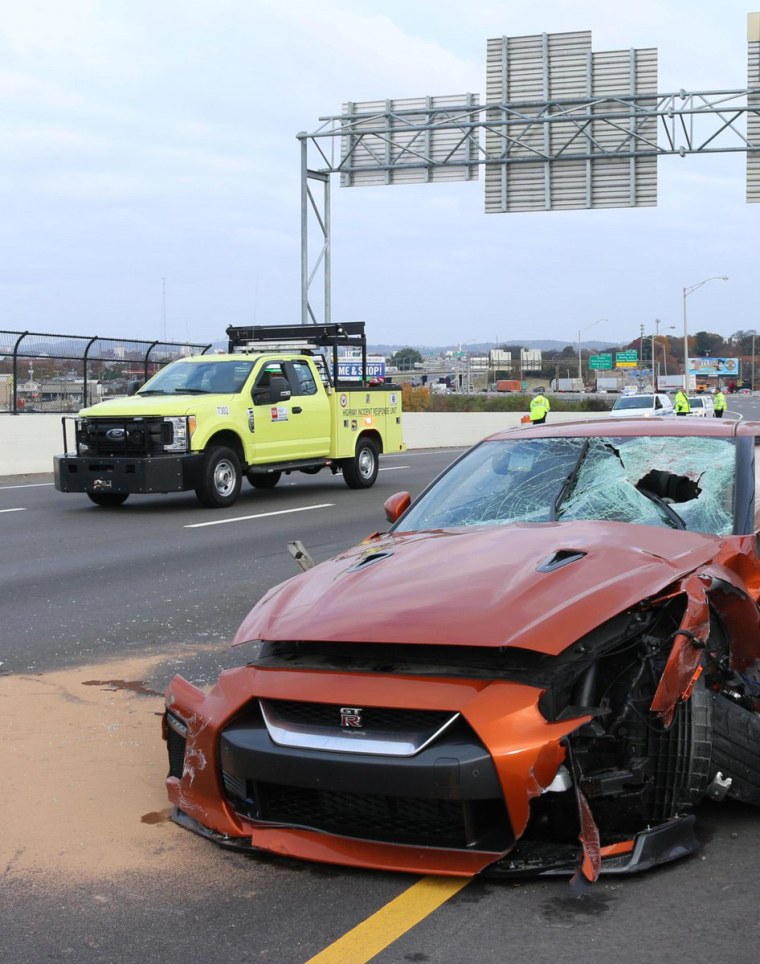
[{"left": 486, "top": 416, "right": 760, "bottom": 441}]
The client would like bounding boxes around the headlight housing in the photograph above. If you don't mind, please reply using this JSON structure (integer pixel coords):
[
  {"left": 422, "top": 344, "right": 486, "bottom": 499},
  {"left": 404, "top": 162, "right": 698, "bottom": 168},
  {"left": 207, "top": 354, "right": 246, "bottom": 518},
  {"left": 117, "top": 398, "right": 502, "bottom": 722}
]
[{"left": 163, "top": 416, "right": 195, "bottom": 452}]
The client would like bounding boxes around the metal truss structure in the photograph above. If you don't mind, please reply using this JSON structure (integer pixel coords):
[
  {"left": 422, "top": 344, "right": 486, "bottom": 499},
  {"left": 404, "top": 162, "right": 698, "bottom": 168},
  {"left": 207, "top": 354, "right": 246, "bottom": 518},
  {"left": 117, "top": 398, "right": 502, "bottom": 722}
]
[{"left": 297, "top": 24, "right": 760, "bottom": 325}]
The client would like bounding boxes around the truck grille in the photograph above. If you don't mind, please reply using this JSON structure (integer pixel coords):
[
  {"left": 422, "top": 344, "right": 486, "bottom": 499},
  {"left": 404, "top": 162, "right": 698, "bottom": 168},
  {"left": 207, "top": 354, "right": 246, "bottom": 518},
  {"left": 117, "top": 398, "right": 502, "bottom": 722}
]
[{"left": 77, "top": 417, "right": 168, "bottom": 456}]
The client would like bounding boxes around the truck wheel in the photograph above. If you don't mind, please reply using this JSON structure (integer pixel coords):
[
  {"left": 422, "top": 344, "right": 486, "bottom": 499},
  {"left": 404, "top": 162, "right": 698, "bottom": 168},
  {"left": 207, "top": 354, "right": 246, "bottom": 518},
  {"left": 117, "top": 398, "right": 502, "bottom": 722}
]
[
  {"left": 247, "top": 471, "right": 281, "bottom": 489},
  {"left": 195, "top": 447, "right": 242, "bottom": 507},
  {"left": 87, "top": 492, "right": 129, "bottom": 507},
  {"left": 342, "top": 437, "right": 379, "bottom": 489}
]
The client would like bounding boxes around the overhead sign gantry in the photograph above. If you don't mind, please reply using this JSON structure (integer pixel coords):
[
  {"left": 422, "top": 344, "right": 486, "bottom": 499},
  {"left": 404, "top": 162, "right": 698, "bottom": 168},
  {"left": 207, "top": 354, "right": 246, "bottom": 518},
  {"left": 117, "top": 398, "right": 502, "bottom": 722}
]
[{"left": 298, "top": 14, "right": 760, "bottom": 325}]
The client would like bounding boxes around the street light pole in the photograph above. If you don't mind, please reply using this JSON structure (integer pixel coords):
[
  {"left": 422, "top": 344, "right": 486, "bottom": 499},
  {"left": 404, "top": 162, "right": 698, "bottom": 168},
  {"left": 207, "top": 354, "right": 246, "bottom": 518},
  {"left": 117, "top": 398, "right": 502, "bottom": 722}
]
[
  {"left": 682, "top": 276, "right": 728, "bottom": 390},
  {"left": 578, "top": 318, "right": 607, "bottom": 389}
]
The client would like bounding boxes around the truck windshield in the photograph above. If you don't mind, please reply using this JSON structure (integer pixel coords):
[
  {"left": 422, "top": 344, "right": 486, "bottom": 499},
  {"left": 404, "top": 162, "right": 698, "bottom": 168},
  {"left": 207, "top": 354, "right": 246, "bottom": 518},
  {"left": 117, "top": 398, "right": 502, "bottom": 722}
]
[
  {"left": 139, "top": 360, "right": 254, "bottom": 395},
  {"left": 394, "top": 435, "right": 737, "bottom": 536}
]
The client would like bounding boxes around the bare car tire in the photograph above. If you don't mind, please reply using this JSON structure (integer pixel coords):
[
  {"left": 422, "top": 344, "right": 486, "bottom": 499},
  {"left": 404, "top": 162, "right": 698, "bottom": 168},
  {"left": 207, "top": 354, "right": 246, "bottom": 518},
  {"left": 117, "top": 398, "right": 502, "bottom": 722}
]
[
  {"left": 195, "top": 447, "right": 242, "bottom": 508},
  {"left": 342, "top": 437, "right": 379, "bottom": 489},
  {"left": 247, "top": 471, "right": 281, "bottom": 489},
  {"left": 710, "top": 693, "right": 760, "bottom": 804},
  {"left": 87, "top": 492, "right": 129, "bottom": 507}
]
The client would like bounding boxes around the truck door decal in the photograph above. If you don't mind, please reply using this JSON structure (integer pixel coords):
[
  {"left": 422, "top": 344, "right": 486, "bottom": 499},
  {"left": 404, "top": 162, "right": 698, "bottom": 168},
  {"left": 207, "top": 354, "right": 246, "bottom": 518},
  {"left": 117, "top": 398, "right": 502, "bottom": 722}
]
[{"left": 271, "top": 406, "right": 289, "bottom": 422}]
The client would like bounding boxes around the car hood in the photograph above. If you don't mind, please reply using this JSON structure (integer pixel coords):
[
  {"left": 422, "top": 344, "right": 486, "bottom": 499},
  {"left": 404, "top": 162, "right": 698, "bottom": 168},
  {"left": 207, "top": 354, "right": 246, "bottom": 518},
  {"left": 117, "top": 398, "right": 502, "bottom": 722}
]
[{"left": 234, "top": 521, "right": 721, "bottom": 657}]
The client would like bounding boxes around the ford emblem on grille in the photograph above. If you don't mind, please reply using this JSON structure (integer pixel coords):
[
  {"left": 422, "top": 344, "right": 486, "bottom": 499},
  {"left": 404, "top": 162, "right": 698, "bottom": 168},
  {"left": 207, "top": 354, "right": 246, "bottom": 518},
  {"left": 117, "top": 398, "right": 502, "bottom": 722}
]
[
  {"left": 106, "top": 428, "right": 125, "bottom": 440},
  {"left": 339, "top": 707, "right": 363, "bottom": 728}
]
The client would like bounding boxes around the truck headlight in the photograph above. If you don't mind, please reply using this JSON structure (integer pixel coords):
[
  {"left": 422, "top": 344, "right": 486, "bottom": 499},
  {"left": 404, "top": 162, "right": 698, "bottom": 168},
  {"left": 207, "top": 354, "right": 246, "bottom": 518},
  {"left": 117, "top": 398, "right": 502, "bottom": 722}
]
[
  {"left": 163, "top": 416, "right": 194, "bottom": 452},
  {"left": 76, "top": 418, "right": 89, "bottom": 454}
]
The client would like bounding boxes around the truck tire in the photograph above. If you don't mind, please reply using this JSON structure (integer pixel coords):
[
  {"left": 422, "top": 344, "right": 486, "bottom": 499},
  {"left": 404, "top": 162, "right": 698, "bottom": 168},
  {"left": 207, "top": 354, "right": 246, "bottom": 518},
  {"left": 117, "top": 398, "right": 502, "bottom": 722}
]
[
  {"left": 342, "top": 437, "right": 379, "bottom": 489},
  {"left": 710, "top": 693, "right": 760, "bottom": 804},
  {"left": 195, "top": 447, "right": 242, "bottom": 508},
  {"left": 247, "top": 471, "right": 281, "bottom": 489},
  {"left": 87, "top": 492, "right": 129, "bottom": 507}
]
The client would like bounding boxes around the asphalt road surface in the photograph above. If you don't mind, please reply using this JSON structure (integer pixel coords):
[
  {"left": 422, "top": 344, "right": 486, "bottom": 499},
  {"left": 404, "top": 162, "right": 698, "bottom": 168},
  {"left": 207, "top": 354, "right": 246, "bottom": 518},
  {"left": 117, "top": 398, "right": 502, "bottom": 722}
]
[{"left": 3, "top": 421, "right": 760, "bottom": 964}]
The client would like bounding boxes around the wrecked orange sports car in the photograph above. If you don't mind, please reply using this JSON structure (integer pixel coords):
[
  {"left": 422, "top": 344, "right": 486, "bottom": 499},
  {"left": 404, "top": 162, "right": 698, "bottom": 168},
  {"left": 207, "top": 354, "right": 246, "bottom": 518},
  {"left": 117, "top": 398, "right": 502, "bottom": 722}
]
[{"left": 164, "top": 418, "right": 760, "bottom": 881}]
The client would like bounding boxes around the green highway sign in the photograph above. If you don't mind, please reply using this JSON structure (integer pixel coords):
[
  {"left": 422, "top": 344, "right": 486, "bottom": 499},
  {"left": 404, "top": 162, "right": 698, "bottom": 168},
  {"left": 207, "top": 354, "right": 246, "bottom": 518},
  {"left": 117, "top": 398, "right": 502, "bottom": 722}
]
[
  {"left": 589, "top": 353, "right": 613, "bottom": 370},
  {"left": 616, "top": 350, "right": 638, "bottom": 368}
]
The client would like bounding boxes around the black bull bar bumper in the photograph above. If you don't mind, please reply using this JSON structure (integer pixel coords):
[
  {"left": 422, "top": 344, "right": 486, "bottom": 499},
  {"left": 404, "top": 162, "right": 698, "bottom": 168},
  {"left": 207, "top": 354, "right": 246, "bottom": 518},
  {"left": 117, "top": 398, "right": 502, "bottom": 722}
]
[{"left": 54, "top": 453, "right": 205, "bottom": 495}]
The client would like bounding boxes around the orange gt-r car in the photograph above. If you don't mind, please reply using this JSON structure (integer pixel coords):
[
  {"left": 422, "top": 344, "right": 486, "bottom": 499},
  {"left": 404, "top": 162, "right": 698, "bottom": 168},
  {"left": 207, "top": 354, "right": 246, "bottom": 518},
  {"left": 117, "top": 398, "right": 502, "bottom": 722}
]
[{"left": 163, "top": 418, "right": 760, "bottom": 882}]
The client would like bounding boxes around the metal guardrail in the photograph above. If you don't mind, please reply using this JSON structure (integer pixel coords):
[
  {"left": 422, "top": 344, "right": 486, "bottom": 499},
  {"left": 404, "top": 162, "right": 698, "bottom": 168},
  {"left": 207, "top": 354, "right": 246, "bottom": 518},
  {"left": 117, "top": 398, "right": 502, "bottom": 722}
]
[{"left": 0, "top": 330, "right": 212, "bottom": 414}]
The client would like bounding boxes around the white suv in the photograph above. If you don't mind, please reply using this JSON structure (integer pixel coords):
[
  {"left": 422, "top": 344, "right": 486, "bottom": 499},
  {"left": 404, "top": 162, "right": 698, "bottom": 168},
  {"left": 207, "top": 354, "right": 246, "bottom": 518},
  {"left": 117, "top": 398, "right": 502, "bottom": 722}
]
[
  {"left": 610, "top": 393, "right": 675, "bottom": 417},
  {"left": 687, "top": 395, "right": 715, "bottom": 417}
]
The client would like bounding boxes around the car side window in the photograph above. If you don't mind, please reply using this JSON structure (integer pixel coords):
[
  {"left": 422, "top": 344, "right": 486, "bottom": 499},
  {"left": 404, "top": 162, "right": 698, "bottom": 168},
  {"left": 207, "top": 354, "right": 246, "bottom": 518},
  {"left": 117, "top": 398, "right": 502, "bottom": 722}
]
[{"left": 655, "top": 396, "right": 662, "bottom": 409}]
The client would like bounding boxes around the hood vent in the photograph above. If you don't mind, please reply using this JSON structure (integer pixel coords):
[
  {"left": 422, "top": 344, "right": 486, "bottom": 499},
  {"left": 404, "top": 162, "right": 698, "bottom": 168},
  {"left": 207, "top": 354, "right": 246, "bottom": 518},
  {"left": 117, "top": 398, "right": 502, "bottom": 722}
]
[
  {"left": 346, "top": 551, "right": 394, "bottom": 573},
  {"left": 536, "top": 549, "right": 587, "bottom": 573}
]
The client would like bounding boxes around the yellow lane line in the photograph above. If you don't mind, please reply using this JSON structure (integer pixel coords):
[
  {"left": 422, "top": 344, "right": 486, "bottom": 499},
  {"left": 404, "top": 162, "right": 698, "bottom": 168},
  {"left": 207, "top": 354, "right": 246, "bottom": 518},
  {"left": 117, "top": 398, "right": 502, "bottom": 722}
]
[{"left": 306, "top": 875, "right": 471, "bottom": 964}]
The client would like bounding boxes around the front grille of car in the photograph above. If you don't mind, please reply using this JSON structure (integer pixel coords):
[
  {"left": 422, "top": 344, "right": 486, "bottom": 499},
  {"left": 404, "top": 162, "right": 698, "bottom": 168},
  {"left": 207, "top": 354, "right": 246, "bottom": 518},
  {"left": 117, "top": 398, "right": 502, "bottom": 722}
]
[
  {"left": 258, "top": 783, "right": 470, "bottom": 847},
  {"left": 226, "top": 780, "right": 509, "bottom": 850},
  {"left": 77, "top": 418, "right": 168, "bottom": 456},
  {"left": 263, "top": 700, "right": 453, "bottom": 732},
  {"left": 219, "top": 701, "right": 514, "bottom": 852}
]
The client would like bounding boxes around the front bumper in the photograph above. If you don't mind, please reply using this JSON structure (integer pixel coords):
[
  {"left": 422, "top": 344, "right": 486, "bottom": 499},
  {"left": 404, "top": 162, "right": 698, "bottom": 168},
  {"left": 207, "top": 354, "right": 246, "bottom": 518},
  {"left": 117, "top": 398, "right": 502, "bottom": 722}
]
[
  {"left": 54, "top": 452, "right": 205, "bottom": 495},
  {"left": 163, "top": 668, "right": 588, "bottom": 877}
]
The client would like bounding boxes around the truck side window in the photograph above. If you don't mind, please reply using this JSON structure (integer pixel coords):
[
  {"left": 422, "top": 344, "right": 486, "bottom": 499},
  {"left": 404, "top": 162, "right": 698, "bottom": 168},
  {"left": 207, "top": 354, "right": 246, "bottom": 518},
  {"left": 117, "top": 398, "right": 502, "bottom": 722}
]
[
  {"left": 290, "top": 360, "right": 318, "bottom": 396},
  {"left": 253, "top": 361, "right": 291, "bottom": 403}
]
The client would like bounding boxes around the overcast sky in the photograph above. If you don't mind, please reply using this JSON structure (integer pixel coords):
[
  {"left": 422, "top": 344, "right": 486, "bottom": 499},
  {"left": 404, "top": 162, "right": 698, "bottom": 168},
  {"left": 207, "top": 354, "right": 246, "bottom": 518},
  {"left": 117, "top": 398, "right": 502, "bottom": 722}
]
[{"left": 2, "top": 0, "right": 758, "bottom": 349}]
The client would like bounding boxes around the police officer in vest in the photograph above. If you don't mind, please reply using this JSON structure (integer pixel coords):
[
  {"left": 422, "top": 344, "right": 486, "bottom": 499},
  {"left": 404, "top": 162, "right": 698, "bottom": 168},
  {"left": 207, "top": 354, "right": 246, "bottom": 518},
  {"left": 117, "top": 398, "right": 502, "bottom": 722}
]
[
  {"left": 674, "top": 388, "right": 691, "bottom": 416},
  {"left": 530, "top": 391, "right": 551, "bottom": 424}
]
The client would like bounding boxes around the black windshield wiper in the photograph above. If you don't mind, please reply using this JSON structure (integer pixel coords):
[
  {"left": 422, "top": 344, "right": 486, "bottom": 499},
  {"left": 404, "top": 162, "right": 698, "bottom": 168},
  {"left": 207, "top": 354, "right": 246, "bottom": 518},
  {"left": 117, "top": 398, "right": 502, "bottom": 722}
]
[
  {"left": 636, "top": 488, "right": 687, "bottom": 530},
  {"left": 172, "top": 388, "right": 210, "bottom": 394},
  {"left": 137, "top": 389, "right": 168, "bottom": 395},
  {"left": 551, "top": 440, "right": 590, "bottom": 520}
]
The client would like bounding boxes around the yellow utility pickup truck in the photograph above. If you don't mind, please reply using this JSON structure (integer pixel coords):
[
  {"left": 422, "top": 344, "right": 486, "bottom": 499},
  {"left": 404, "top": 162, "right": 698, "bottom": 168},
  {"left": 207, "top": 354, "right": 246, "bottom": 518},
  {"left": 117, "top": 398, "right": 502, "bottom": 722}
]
[{"left": 54, "top": 322, "right": 404, "bottom": 508}]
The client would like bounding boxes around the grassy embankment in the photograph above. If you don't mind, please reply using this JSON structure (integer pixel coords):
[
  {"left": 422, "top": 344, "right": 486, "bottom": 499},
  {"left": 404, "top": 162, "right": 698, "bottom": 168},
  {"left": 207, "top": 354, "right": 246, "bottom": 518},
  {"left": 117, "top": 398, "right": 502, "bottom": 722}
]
[{"left": 400, "top": 385, "right": 614, "bottom": 413}]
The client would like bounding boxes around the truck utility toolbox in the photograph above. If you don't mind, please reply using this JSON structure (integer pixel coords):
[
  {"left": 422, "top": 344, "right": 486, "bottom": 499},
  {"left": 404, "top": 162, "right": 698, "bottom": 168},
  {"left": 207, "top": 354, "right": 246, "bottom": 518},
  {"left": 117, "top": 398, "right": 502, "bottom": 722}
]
[{"left": 54, "top": 322, "right": 404, "bottom": 508}]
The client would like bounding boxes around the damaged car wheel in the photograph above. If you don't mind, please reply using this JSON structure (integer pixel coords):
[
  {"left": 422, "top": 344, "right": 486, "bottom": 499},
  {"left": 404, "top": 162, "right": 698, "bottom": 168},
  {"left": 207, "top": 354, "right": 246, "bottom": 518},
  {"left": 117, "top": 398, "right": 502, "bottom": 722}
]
[{"left": 710, "top": 693, "right": 760, "bottom": 804}]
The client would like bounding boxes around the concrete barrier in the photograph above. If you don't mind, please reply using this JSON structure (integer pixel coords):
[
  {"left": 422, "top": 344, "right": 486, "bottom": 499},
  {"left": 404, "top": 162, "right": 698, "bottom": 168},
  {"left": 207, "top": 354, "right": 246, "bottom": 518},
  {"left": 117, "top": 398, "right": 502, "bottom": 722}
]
[{"left": 0, "top": 411, "right": 607, "bottom": 477}]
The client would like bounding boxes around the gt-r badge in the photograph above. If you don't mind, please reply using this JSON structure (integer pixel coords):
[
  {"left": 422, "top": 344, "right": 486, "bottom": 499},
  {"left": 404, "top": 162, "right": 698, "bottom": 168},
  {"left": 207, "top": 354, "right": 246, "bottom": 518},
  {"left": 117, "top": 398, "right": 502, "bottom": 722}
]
[{"left": 339, "top": 707, "right": 363, "bottom": 728}]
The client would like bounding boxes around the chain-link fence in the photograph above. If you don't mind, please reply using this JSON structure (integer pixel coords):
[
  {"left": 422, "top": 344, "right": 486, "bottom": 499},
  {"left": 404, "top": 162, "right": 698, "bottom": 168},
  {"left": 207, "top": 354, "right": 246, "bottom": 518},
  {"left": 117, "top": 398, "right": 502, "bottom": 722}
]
[{"left": 0, "top": 331, "right": 212, "bottom": 414}]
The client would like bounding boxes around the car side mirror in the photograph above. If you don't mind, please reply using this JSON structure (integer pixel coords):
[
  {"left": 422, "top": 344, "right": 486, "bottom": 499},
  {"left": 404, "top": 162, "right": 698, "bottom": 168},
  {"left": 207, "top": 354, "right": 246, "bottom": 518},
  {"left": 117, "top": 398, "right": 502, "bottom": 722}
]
[
  {"left": 127, "top": 380, "right": 142, "bottom": 396},
  {"left": 384, "top": 491, "right": 411, "bottom": 524}
]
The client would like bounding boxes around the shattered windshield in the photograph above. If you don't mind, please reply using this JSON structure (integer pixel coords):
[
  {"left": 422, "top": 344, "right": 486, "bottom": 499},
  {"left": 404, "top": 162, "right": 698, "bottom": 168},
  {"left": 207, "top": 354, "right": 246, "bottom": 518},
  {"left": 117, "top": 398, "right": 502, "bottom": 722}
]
[{"left": 397, "top": 435, "right": 736, "bottom": 536}]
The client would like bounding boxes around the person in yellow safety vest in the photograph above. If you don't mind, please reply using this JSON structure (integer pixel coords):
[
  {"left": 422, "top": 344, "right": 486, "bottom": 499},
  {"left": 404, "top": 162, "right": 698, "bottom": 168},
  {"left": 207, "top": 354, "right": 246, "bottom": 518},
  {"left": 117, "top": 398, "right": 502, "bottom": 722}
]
[
  {"left": 674, "top": 388, "right": 691, "bottom": 415},
  {"left": 713, "top": 389, "right": 727, "bottom": 419},
  {"left": 530, "top": 391, "right": 550, "bottom": 424}
]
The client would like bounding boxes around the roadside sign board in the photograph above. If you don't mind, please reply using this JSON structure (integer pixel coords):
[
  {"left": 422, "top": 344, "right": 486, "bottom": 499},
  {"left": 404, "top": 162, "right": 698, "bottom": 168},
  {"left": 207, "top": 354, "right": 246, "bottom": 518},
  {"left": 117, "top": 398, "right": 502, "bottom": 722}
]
[
  {"left": 615, "top": 350, "right": 638, "bottom": 368},
  {"left": 337, "top": 361, "right": 386, "bottom": 380},
  {"left": 589, "top": 353, "right": 613, "bottom": 370}
]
